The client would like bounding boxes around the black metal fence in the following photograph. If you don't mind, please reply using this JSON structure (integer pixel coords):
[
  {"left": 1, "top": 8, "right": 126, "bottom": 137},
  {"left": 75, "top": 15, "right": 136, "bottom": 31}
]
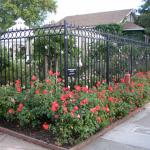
[{"left": 0, "top": 21, "right": 150, "bottom": 88}]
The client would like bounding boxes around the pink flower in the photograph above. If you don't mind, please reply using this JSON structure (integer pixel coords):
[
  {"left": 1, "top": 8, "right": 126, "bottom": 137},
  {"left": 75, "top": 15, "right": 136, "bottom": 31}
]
[
  {"left": 63, "top": 107, "right": 67, "bottom": 114},
  {"left": 30, "top": 81, "right": 34, "bottom": 87},
  {"left": 80, "top": 99, "right": 88, "bottom": 106},
  {"left": 82, "top": 87, "right": 88, "bottom": 92},
  {"left": 102, "top": 80, "right": 106, "bottom": 83},
  {"left": 56, "top": 78, "right": 62, "bottom": 83},
  {"left": 102, "top": 105, "right": 109, "bottom": 113},
  {"left": 42, "top": 122, "right": 49, "bottom": 130},
  {"left": 77, "top": 114, "right": 80, "bottom": 118},
  {"left": 48, "top": 70, "right": 53, "bottom": 76},
  {"left": 120, "top": 78, "right": 125, "bottom": 83},
  {"left": 54, "top": 115, "right": 59, "bottom": 119},
  {"left": 54, "top": 71, "right": 60, "bottom": 76},
  {"left": 7, "top": 108, "right": 14, "bottom": 114},
  {"left": 108, "top": 97, "right": 114, "bottom": 103},
  {"left": 15, "top": 80, "right": 20, "bottom": 85},
  {"left": 60, "top": 94, "right": 67, "bottom": 101},
  {"left": 45, "top": 79, "right": 50, "bottom": 84},
  {"left": 35, "top": 89, "right": 40, "bottom": 94},
  {"left": 71, "top": 99, "right": 76, "bottom": 103},
  {"left": 108, "top": 86, "right": 113, "bottom": 92},
  {"left": 90, "top": 107, "right": 97, "bottom": 113},
  {"left": 31, "top": 75, "right": 37, "bottom": 81},
  {"left": 51, "top": 106, "right": 57, "bottom": 112},
  {"left": 105, "top": 105, "right": 109, "bottom": 113},
  {"left": 18, "top": 103, "right": 24, "bottom": 109},
  {"left": 42, "top": 90, "right": 47, "bottom": 94},
  {"left": 96, "top": 81, "right": 101, "bottom": 87},
  {"left": 74, "top": 85, "right": 81, "bottom": 91},
  {"left": 96, "top": 117, "right": 101, "bottom": 123},
  {"left": 62, "top": 87, "right": 69, "bottom": 91},
  {"left": 17, "top": 103, "right": 24, "bottom": 112},
  {"left": 16, "top": 87, "right": 21, "bottom": 93},
  {"left": 95, "top": 105, "right": 100, "bottom": 110},
  {"left": 73, "top": 106, "right": 78, "bottom": 111},
  {"left": 137, "top": 83, "right": 144, "bottom": 87},
  {"left": 51, "top": 101, "right": 59, "bottom": 112},
  {"left": 70, "top": 111, "right": 74, "bottom": 117},
  {"left": 90, "top": 105, "right": 100, "bottom": 113}
]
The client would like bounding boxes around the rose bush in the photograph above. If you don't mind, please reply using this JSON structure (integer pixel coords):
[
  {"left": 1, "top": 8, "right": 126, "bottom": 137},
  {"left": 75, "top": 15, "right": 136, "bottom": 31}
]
[{"left": 0, "top": 71, "right": 150, "bottom": 146}]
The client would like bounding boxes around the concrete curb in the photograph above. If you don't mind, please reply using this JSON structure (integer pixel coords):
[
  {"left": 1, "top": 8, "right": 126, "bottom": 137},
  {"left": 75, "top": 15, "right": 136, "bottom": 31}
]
[{"left": 0, "top": 105, "right": 146, "bottom": 150}]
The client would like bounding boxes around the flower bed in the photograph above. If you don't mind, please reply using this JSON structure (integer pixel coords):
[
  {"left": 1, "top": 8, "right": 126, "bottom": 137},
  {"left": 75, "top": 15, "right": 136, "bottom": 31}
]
[{"left": 0, "top": 71, "right": 150, "bottom": 148}]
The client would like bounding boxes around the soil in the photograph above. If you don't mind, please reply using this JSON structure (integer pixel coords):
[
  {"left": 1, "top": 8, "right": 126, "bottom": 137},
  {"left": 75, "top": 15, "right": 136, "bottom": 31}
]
[{"left": 0, "top": 119, "right": 70, "bottom": 148}]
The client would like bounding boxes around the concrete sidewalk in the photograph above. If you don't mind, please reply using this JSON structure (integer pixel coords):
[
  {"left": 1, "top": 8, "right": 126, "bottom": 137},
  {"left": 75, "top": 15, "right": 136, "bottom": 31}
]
[
  {"left": 81, "top": 103, "right": 150, "bottom": 150},
  {"left": 0, "top": 103, "right": 150, "bottom": 150},
  {"left": 0, "top": 132, "right": 48, "bottom": 150}
]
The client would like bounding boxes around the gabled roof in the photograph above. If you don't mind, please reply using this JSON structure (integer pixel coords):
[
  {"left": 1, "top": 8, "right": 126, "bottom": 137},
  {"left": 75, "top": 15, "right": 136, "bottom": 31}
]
[
  {"left": 58, "top": 9, "right": 133, "bottom": 26},
  {"left": 122, "top": 22, "right": 144, "bottom": 31}
]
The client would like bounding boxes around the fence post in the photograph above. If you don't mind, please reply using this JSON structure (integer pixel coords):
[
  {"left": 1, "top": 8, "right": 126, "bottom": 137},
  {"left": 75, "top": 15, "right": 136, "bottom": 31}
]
[
  {"left": 106, "top": 34, "right": 109, "bottom": 84},
  {"left": 146, "top": 47, "right": 148, "bottom": 72},
  {"left": 64, "top": 20, "right": 68, "bottom": 87},
  {"left": 130, "top": 44, "right": 133, "bottom": 75}
]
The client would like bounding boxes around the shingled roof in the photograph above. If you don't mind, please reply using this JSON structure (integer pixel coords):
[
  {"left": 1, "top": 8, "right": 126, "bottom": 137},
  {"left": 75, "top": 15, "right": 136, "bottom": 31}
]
[
  {"left": 122, "top": 22, "right": 144, "bottom": 31},
  {"left": 58, "top": 9, "right": 133, "bottom": 26}
]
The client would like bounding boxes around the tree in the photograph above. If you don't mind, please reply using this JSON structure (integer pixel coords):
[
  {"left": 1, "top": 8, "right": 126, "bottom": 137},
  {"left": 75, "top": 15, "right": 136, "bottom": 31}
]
[
  {"left": 0, "top": 0, "right": 57, "bottom": 30},
  {"left": 137, "top": 0, "right": 150, "bottom": 35},
  {"left": 95, "top": 24, "right": 123, "bottom": 35}
]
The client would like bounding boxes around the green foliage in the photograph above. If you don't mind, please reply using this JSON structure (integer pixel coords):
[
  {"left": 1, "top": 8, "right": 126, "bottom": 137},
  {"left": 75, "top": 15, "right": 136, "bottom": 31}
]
[
  {"left": 0, "top": 0, "right": 57, "bottom": 30},
  {"left": 137, "top": 0, "right": 150, "bottom": 36},
  {"left": 123, "top": 30, "right": 145, "bottom": 41},
  {"left": 0, "top": 46, "right": 28, "bottom": 84},
  {"left": 95, "top": 24, "right": 123, "bottom": 35},
  {"left": 33, "top": 30, "right": 80, "bottom": 78},
  {"left": 0, "top": 71, "right": 150, "bottom": 146}
]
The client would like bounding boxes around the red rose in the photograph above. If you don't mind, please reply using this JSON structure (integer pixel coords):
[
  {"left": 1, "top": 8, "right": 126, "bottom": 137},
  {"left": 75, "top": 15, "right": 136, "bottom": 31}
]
[
  {"left": 56, "top": 78, "right": 62, "bottom": 83},
  {"left": 35, "top": 89, "right": 40, "bottom": 94},
  {"left": 108, "top": 97, "right": 114, "bottom": 103},
  {"left": 54, "top": 71, "right": 60, "bottom": 76},
  {"left": 51, "top": 101, "right": 59, "bottom": 112},
  {"left": 73, "top": 106, "right": 78, "bottom": 111},
  {"left": 19, "top": 103, "right": 23, "bottom": 108},
  {"left": 120, "top": 78, "right": 125, "bottom": 83},
  {"left": 62, "top": 87, "right": 69, "bottom": 91},
  {"left": 31, "top": 75, "right": 37, "bottom": 81},
  {"left": 105, "top": 105, "right": 109, "bottom": 113},
  {"left": 48, "top": 70, "right": 53, "bottom": 76},
  {"left": 45, "top": 79, "right": 50, "bottom": 84},
  {"left": 42, "top": 90, "right": 47, "bottom": 94},
  {"left": 108, "top": 86, "right": 113, "bottom": 92},
  {"left": 77, "top": 114, "right": 80, "bottom": 118},
  {"left": 82, "top": 87, "right": 88, "bottom": 92},
  {"left": 17, "top": 103, "right": 24, "bottom": 112},
  {"left": 63, "top": 107, "right": 67, "bottom": 114},
  {"left": 74, "top": 85, "right": 81, "bottom": 91},
  {"left": 96, "top": 81, "right": 101, "bottom": 87},
  {"left": 96, "top": 117, "right": 101, "bottom": 123},
  {"left": 60, "top": 94, "right": 67, "bottom": 101},
  {"left": 80, "top": 99, "right": 88, "bottom": 106},
  {"left": 16, "top": 87, "right": 21, "bottom": 93},
  {"left": 15, "top": 80, "right": 20, "bottom": 85},
  {"left": 42, "top": 122, "right": 49, "bottom": 130},
  {"left": 7, "top": 108, "right": 14, "bottom": 114}
]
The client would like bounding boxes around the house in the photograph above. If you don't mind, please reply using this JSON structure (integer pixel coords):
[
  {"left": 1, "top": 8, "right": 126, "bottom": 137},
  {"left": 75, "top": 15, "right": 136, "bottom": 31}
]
[
  {"left": 58, "top": 9, "right": 145, "bottom": 41},
  {"left": 0, "top": 18, "right": 33, "bottom": 60}
]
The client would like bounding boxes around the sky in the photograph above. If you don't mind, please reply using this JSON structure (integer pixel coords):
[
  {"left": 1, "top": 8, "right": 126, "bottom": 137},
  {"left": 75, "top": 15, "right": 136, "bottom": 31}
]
[{"left": 44, "top": 0, "right": 143, "bottom": 24}]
